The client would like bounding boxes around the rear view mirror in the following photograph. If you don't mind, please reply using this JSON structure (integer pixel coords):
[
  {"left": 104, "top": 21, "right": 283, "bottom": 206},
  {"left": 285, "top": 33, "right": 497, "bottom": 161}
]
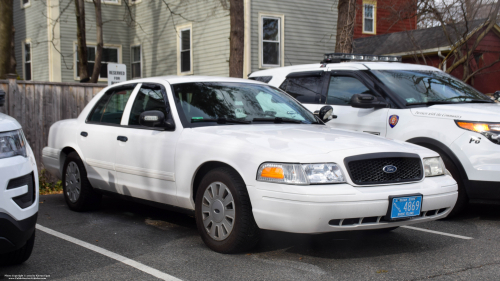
[
  {"left": 318, "top": 106, "right": 336, "bottom": 122},
  {"left": 0, "top": 89, "right": 5, "bottom": 107},
  {"left": 350, "top": 94, "right": 388, "bottom": 109},
  {"left": 139, "top": 110, "right": 175, "bottom": 130}
]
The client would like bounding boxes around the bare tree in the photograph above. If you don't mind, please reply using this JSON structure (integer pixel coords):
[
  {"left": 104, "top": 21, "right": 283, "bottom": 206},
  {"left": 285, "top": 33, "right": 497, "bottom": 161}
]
[
  {"left": 229, "top": 0, "right": 244, "bottom": 77},
  {"left": 0, "top": 0, "right": 13, "bottom": 79},
  {"left": 90, "top": 0, "right": 103, "bottom": 83},
  {"left": 334, "top": 0, "right": 356, "bottom": 53},
  {"left": 10, "top": 26, "right": 16, "bottom": 74},
  {"left": 75, "top": 0, "right": 89, "bottom": 82}
]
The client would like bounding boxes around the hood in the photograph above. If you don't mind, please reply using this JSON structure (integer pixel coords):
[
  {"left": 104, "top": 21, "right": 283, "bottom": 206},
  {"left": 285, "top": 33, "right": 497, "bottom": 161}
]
[
  {"left": 411, "top": 103, "right": 500, "bottom": 122},
  {"left": 189, "top": 124, "right": 425, "bottom": 157},
  {"left": 0, "top": 112, "right": 21, "bottom": 132}
]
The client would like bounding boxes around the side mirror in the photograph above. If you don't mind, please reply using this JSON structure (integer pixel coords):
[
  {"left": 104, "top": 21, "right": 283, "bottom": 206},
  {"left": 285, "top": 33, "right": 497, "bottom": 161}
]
[
  {"left": 139, "top": 110, "right": 175, "bottom": 130},
  {"left": 0, "top": 89, "right": 5, "bottom": 107},
  {"left": 318, "top": 105, "right": 335, "bottom": 123},
  {"left": 494, "top": 91, "right": 500, "bottom": 100},
  {"left": 350, "top": 94, "right": 388, "bottom": 109}
]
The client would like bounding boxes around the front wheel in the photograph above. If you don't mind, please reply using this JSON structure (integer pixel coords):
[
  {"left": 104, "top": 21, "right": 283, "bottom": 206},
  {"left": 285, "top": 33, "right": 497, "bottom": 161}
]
[
  {"left": 195, "top": 167, "right": 260, "bottom": 253},
  {"left": 0, "top": 231, "right": 35, "bottom": 265}
]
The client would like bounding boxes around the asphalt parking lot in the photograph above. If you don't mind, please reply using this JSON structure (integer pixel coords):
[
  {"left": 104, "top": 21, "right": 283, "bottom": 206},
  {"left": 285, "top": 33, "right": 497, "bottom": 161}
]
[{"left": 2, "top": 194, "right": 500, "bottom": 281}]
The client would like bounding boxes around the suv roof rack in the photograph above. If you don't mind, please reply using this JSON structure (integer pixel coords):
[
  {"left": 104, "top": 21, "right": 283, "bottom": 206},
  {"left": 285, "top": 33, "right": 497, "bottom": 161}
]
[{"left": 321, "top": 53, "right": 402, "bottom": 64}]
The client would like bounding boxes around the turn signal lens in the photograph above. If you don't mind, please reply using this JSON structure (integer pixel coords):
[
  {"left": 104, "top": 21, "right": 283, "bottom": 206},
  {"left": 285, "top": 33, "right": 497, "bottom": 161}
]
[
  {"left": 260, "top": 167, "right": 284, "bottom": 179},
  {"left": 456, "top": 122, "right": 489, "bottom": 132}
]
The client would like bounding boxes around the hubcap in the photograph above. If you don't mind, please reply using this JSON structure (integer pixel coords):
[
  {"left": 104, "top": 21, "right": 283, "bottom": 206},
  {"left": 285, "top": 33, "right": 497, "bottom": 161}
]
[
  {"left": 201, "top": 182, "right": 235, "bottom": 241},
  {"left": 65, "top": 161, "right": 81, "bottom": 203}
]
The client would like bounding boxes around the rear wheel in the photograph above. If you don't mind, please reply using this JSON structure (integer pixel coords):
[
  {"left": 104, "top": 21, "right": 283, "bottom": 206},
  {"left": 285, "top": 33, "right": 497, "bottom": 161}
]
[
  {"left": 0, "top": 231, "right": 35, "bottom": 265},
  {"left": 62, "top": 152, "right": 102, "bottom": 212},
  {"left": 195, "top": 167, "right": 260, "bottom": 253}
]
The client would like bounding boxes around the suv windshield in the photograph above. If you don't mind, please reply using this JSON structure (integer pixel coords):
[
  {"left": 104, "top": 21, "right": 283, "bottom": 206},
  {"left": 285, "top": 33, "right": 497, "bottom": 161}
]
[
  {"left": 371, "top": 70, "right": 492, "bottom": 105},
  {"left": 172, "top": 82, "right": 318, "bottom": 126}
]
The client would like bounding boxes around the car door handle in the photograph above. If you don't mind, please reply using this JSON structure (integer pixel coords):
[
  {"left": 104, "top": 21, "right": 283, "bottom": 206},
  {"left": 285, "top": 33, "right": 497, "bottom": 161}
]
[
  {"left": 81, "top": 131, "right": 88, "bottom": 137},
  {"left": 117, "top": 136, "right": 128, "bottom": 142}
]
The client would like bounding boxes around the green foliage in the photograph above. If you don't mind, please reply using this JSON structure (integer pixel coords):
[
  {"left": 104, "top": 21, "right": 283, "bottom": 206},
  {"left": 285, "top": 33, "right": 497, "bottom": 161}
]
[{"left": 39, "top": 169, "right": 63, "bottom": 195}]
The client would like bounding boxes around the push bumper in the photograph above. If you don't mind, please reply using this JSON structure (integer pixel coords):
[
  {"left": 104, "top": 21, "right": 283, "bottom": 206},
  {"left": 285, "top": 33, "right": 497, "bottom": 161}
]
[
  {"left": 248, "top": 176, "right": 458, "bottom": 234},
  {"left": 0, "top": 212, "right": 37, "bottom": 254}
]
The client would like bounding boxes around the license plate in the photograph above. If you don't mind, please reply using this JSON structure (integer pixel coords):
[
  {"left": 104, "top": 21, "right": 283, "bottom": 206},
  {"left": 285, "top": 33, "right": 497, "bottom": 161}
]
[{"left": 390, "top": 195, "right": 422, "bottom": 219}]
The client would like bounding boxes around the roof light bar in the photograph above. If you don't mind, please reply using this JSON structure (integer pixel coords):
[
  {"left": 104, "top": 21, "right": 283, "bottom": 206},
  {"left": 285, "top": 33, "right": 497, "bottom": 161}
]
[{"left": 321, "top": 53, "right": 402, "bottom": 63}]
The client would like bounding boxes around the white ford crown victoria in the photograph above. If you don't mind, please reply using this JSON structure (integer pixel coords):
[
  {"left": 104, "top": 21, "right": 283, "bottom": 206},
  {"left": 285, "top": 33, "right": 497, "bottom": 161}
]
[{"left": 43, "top": 77, "right": 457, "bottom": 253}]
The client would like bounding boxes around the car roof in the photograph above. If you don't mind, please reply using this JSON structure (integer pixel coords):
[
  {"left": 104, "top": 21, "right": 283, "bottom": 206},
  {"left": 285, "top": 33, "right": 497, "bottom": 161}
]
[
  {"left": 250, "top": 62, "right": 441, "bottom": 76},
  {"left": 122, "top": 76, "right": 266, "bottom": 86}
]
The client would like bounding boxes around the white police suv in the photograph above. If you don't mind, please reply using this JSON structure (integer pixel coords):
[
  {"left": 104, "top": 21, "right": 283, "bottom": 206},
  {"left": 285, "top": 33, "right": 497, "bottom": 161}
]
[
  {"left": 0, "top": 90, "right": 39, "bottom": 265},
  {"left": 250, "top": 53, "right": 499, "bottom": 216},
  {"left": 42, "top": 76, "right": 457, "bottom": 253}
]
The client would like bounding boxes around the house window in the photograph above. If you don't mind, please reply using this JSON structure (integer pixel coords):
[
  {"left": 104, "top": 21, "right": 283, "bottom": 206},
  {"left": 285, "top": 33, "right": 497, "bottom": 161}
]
[
  {"left": 177, "top": 24, "right": 192, "bottom": 75},
  {"left": 103, "top": 0, "right": 119, "bottom": 3},
  {"left": 24, "top": 42, "right": 32, "bottom": 81},
  {"left": 262, "top": 16, "right": 281, "bottom": 66},
  {"left": 363, "top": 3, "right": 376, "bottom": 34},
  {"left": 131, "top": 45, "right": 141, "bottom": 78},
  {"left": 76, "top": 45, "right": 119, "bottom": 80}
]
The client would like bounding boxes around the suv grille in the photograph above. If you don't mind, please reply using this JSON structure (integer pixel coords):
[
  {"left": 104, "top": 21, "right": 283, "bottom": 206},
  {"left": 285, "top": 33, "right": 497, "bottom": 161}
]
[{"left": 344, "top": 153, "right": 423, "bottom": 185}]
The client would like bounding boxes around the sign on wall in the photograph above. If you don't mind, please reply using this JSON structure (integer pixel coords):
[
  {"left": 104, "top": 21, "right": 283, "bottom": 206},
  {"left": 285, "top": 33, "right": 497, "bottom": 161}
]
[{"left": 108, "top": 63, "right": 127, "bottom": 86}]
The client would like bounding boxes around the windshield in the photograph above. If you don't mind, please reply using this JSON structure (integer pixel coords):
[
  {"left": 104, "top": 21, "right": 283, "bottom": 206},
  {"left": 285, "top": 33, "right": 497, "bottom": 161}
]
[
  {"left": 172, "top": 82, "right": 318, "bottom": 127},
  {"left": 371, "top": 70, "right": 491, "bottom": 105}
]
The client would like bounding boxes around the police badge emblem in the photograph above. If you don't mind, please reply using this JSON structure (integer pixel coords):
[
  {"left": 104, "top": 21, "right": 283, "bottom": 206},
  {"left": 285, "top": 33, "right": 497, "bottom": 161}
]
[{"left": 389, "top": 115, "right": 399, "bottom": 128}]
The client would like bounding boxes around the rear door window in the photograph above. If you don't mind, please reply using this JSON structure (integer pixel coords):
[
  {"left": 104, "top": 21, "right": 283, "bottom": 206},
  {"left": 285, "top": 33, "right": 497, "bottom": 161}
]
[{"left": 87, "top": 85, "right": 135, "bottom": 124}]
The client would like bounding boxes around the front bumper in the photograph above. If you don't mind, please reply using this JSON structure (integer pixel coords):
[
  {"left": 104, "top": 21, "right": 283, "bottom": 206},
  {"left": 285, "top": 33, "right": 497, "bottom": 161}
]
[
  {"left": 248, "top": 176, "right": 458, "bottom": 233},
  {"left": 0, "top": 212, "right": 37, "bottom": 254}
]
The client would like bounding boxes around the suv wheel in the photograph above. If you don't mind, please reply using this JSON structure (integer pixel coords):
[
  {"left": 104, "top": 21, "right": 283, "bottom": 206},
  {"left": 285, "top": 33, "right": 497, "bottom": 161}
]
[
  {"left": 195, "top": 167, "right": 260, "bottom": 253},
  {"left": 0, "top": 231, "right": 35, "bottom": 265},
  {"left": 441, "top": 153, "right": 468, "bottom": 218},
  {"left": 62, "top": 152, "right": 102, "bottom": 211}
]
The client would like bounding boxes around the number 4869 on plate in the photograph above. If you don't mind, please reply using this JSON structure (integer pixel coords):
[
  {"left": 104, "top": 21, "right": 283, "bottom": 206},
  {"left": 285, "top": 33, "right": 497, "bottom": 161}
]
[{"left": 389, "top": 195, "right": 422, "bottom": 219}]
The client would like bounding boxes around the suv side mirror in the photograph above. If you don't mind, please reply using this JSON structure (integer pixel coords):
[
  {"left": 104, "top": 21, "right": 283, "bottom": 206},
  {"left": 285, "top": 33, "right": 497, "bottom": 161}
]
[
  {"left": 494, "top": 91, "right": 500, "bottom": 100},
  {"left": 0, "top": 89, "right": 5, "bottom": 107},
  {"left": 318, "top": 105, "right": 335, "bottom": 122},
  {"left": 350, "top": 94, "right": 388, "bottom": 109},
  {"left": 139, "top": 110, "right": 175, "bottom": 130}
]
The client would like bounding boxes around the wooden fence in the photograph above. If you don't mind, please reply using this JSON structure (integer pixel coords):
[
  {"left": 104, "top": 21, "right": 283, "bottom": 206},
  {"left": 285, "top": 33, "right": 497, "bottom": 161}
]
[{"left": 0, "top": 75, "right": 105, "bottom": 173}]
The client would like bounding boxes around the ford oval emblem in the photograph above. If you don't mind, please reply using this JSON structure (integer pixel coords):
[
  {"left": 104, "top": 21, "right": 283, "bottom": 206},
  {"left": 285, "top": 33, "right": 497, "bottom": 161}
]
[{"left": 383, "top": 165, "right": 397, "bottom": 173}]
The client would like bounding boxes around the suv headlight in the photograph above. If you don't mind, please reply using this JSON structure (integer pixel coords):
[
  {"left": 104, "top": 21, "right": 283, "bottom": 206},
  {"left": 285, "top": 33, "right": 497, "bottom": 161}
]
[
  {"left": 0, "top": 130, "right": 27, "bottom": 159},
  {"left": 423, "top": 157, "right": 446, "bottom": 177},
  {"left": 456, "top": 121, "right": 500, "bottom": 145},
  {"left": 257, "top": 163, "right": 345, "bottom": 185}
]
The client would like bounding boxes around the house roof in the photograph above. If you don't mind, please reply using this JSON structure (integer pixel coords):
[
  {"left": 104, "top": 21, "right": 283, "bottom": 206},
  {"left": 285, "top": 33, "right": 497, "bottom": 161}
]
[{"left": 353, "top": 20, "right": 489, "bottom": 55}]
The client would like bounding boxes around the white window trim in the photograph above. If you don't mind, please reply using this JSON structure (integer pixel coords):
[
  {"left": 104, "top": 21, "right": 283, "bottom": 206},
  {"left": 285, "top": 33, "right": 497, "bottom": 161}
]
[
  {"left": 73, "top": 41, "right": 122, "bottom": 82},
  {"left": 258, "top": 12, "right": 285, "bottom": 69},
  {"left": 22, "top": 39, "right": 33, "bottom": 81},
  {"left": 128, "top": 0, "right": 142, "bottom": 5},
  {"left": 131, "top": 44, "right": 142, "bottom": 79},
  {"left": 176, "top": 23, "right": 193, "bottom": 75},
  {"left": 20, "top": 0, "right": 31, "bottom": 9},
  {"left": 362, "top": 2, "right": 376, "bottom": 34},
  {"left": 85, "top": 0, "right": 121, "bottom": 5}
]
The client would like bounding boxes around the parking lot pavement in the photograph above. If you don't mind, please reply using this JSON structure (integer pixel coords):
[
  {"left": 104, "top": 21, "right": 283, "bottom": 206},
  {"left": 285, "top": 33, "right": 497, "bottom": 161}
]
[{"left": 2, "top": 194, "right": 500, "bottom": 281}]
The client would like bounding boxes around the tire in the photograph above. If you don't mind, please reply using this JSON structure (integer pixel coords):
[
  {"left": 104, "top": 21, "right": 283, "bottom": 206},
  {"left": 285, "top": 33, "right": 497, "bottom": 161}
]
[
  {"left": 0, "top": 231, "right": 35, "bottom": 266},
  {"left": 62, "top": 152, "right": 102, "bottom": 212},
  {"left": 441, "top": 153, "right": 468, "bottom": 218},
  {"left": 195, "top": 167, "right": 260, "bottom": 253}
]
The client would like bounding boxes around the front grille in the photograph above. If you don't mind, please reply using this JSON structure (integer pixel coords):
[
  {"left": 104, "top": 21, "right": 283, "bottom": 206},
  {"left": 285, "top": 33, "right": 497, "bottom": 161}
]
[
  {"left": 344, "top": 153, "right": 423, "bottom": 185},
  {"left": 7, "top": 172, "right": 36, "bottom": 209}
]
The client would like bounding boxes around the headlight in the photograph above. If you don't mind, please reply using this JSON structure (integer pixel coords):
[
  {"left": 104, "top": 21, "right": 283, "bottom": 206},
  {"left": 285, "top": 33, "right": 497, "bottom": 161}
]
[
  {"left": 257, "top": 163, "right": 345, "bottom": 185},
  {"left": 456, "top": 121, "right": 500, "bottom": 144},
  {"left": 0, "top": 130, "right": 27, "bottom": 159},
  {"left": 423, "top": 157, "right": 445, "bottom": 177}
]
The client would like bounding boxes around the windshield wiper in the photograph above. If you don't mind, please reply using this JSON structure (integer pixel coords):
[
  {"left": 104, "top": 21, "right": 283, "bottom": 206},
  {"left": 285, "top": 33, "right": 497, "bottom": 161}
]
[
  {"left": 252, "top": 117, "right": 302, "bottom": 124},
  {"left": 191, "top": 117, "right": 251, "bottom": 124}
]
